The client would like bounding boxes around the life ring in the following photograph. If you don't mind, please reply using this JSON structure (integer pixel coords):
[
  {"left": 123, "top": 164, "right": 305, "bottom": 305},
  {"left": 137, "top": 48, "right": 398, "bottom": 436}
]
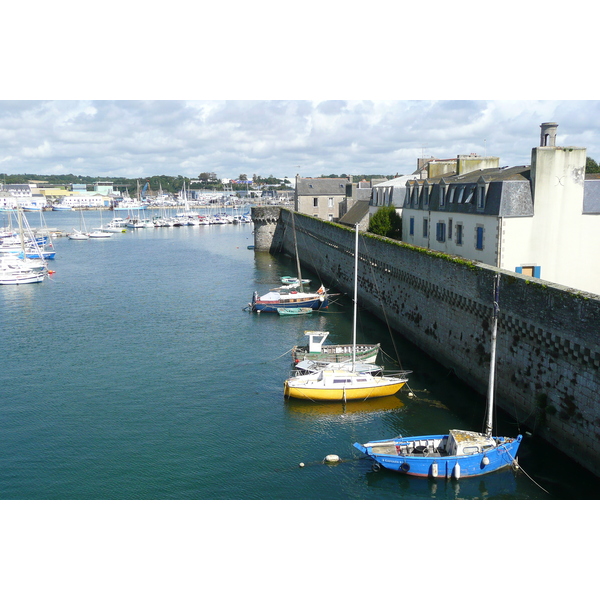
[{"left": 400, "top": 462, "right": 410, "bottom": 473}]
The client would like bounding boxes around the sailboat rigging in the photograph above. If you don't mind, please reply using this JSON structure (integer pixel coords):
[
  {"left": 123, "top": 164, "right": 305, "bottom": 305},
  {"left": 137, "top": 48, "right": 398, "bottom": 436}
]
[
  {"left": 249, "top": 210, "right": 328, "bottom": 313},
  {"left": 283, "top": 224, "right": 409, "bottom": 402},
  {"left": 354, "top": 272, "right": 523, "bottom": 478}
]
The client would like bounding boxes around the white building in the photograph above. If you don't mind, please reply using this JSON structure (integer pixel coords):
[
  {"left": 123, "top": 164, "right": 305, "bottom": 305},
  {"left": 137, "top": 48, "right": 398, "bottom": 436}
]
[
  {"left": 401, "top": 122, "right": 600, "bottom": 295},
  {"left": 370, "top": 175, "right": 419, "bottom": 218},
  {"left": 60, "top": 193, "right": 110, "bottom": 208}
]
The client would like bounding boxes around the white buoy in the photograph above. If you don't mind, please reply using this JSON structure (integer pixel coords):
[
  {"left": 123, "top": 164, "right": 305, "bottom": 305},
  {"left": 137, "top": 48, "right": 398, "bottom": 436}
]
[
  {"left": 324, "top": 454, "right": 340, "bottom": 463},
  {"left": 408, "top": 392, "right": 414, "bottom": 398},
  {"left": 299, "top": 462, "right": 305, "bottom": 468}
]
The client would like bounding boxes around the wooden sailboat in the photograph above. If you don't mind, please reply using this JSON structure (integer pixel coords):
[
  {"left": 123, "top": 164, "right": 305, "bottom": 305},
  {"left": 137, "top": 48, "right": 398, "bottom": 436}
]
[
  {"left": 283, "top": 225, "right": 408, "bottom": 402},
  {"left": 353, "top": 273, "right": 523, "bottom": 478}
]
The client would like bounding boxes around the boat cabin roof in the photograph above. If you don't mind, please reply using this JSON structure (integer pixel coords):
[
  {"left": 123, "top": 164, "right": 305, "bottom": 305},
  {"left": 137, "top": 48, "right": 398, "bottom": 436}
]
[{"left": 447, "top": 429, "right": 496, "bottom": 456}]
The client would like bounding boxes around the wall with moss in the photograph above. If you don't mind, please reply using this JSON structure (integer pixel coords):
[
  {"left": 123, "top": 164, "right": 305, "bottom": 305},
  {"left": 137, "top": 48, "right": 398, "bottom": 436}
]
[{"left": 252, "top": 207, "right": 600, "bottom": 477}]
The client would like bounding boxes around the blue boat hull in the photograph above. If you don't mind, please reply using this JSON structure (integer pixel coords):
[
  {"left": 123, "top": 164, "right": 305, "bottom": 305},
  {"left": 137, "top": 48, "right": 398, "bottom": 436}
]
[
  {"left": 354, "top": 434, "right": 522, "bottom": 478},
  {"left": 252, "top": 297, "right": 329, "bottom": 313}
]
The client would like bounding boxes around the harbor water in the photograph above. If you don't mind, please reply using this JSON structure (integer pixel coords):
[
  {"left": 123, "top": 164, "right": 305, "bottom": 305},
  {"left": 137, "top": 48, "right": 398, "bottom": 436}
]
[{"left": 2, "top": 209, "right": 600, "bottom": 500}]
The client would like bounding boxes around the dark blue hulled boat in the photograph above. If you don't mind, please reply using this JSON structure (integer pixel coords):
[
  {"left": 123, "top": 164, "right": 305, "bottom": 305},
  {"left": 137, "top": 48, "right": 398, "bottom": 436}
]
[
  {"left": 354, "top": 273, "right": 523, "bottom": 479},
  {"left": 250, "top": 286, "right": 328, "bottom": 313},
  {"left": 250, "top": 209, "right": 329, "bottom": 313}
]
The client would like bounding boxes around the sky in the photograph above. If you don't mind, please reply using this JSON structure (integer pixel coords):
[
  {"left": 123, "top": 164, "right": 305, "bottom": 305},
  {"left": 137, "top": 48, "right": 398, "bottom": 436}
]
[
  {"left": 1, "top": 99, "right": 599, "bottom": 181},
  {"left": 3, "top": 4, "right": 597, "bottom": 183}
]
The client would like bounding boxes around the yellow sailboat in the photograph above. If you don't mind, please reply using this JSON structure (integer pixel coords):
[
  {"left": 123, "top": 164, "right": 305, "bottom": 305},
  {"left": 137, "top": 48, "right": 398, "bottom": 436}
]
[{"left": 283, "top": 224, "right": 409, "bottom": 402}]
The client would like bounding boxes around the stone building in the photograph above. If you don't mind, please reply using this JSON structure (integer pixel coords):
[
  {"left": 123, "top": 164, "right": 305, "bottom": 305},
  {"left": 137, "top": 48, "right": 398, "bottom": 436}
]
[{"left": 294, "top": 175, "right": 352, "bottom": 221}]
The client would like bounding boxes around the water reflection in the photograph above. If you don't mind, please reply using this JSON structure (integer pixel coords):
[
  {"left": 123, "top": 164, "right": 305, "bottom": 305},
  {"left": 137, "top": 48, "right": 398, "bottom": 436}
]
[
  {"left": 364, "top": 463, "right": 520, "bottom": 499},
  {"left": 284, "top": 395, "right": 404, "bottom": 417}
]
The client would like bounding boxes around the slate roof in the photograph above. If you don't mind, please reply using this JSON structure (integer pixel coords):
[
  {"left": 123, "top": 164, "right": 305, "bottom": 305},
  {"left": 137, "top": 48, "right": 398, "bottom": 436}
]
[
  {"left": 296, "top": 178, "right": 348, "bottom": 196},
  {"left": 404, "top": 166, "right": 534, "bottom": 216},
  {"left": 339, "top": 200, "right": 370, "bottom": 226}
]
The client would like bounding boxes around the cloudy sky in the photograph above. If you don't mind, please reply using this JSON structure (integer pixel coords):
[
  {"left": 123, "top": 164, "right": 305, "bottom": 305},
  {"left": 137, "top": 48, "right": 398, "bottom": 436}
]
[
  {"left": 3, "top": 99, "right": 598, "bottom": 181},
  {"left": 3, "top": 5, "right": 597, "bottom": 182}
]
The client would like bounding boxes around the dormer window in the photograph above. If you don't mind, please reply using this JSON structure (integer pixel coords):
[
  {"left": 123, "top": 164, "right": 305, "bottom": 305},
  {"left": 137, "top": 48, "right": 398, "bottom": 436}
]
[
  {"left": 439, "top": 182, "right": 447, "bottom": 206},
  {"left": 477, "top": 185, "right": 485, "bottom": 209},
  {"left": 476, "top": 177, "right": 488, "bottom": 210},
  {"left": 412, "top": 185, "right": 419, "bottom": 207}
]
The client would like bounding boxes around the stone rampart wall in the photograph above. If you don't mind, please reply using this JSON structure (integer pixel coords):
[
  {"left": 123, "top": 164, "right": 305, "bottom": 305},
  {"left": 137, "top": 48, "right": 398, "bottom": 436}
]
[{"left": 252, "top": 207, "right": 600, "bottom": 477}]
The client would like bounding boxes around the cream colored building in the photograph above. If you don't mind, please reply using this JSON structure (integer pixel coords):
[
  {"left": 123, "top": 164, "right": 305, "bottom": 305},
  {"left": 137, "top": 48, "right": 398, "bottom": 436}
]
[{"left": 402, "top": 122, "right": 600, "bottom": 295}]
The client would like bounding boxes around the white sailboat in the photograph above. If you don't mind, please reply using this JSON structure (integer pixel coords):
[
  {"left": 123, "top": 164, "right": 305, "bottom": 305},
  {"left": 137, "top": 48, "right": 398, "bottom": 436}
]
[
  {"left": 89, "top": 209, "right": 113, "bottom": 238},
  {"left": 68, "top": 208, "right": 89, "bottom": 240},
  {"left": 0, "top": 206, "right": 47, "bottom": 284},
  {"left": 284, "top": 224, "right": 409, "bottom": 402}
]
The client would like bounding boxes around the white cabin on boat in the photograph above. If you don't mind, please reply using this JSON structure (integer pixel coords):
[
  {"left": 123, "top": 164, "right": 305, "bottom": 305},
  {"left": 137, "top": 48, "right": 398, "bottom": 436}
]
[{"left": 446, "top": 430, "right": 496, "bottom": 456}]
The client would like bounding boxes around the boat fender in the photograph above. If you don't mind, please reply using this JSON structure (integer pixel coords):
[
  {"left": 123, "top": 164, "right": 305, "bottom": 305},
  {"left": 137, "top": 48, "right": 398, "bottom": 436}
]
[
  {"left": 400, "top": 462, "right": 410, "bottom": 473},
  {"left": 482, "top": 455, "right": 490, "bottom": 466},
  {"left": 453, "top": 463, "right": 461, "bottom": 480},
  {"left": 431, "top": 462, "right": 438, "bottom": 478}
]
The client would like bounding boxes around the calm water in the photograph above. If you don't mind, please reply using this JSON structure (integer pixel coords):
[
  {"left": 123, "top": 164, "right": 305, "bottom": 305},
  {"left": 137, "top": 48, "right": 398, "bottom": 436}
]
[{"left": 1, "top": 209, "right": 599, "bottom": 500}]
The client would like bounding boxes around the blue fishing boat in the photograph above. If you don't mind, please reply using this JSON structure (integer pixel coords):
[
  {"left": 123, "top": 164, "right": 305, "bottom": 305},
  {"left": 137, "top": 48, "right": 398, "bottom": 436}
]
[{"left": 354, "top": 273, "right": 523, "bottom": 479}]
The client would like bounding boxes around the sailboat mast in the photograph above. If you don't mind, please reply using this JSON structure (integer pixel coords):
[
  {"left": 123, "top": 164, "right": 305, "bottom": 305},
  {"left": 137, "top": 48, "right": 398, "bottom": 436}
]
[
  {"left": 352, "top": 224, "right": 359, "bottom": 368},
  {"left": 17, "top": 204, "right": 26, "bottom": 255},
  {"left": 485, "top": 273, "right": 500, "bottom": 438},
  {"left": 291, "top": 210, "right": 304, "bottom": 293}
]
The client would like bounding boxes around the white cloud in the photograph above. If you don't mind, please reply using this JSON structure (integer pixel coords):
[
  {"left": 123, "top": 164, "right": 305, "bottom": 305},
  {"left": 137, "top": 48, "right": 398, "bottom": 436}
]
[{"left": 0, "top": 100, "right": 599, "bottom": 179}]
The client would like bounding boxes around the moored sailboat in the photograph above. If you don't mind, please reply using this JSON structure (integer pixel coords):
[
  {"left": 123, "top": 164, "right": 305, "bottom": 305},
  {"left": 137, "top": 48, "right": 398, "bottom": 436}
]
[
  {"left": 353, "top": 273, "right": 523, "bottom": 478},
  {"left": 250, "top": 210, "right": 328, "bottom": 313},
  {"left": 284, "top": 225, "right": 408, "bottom": 402}
]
